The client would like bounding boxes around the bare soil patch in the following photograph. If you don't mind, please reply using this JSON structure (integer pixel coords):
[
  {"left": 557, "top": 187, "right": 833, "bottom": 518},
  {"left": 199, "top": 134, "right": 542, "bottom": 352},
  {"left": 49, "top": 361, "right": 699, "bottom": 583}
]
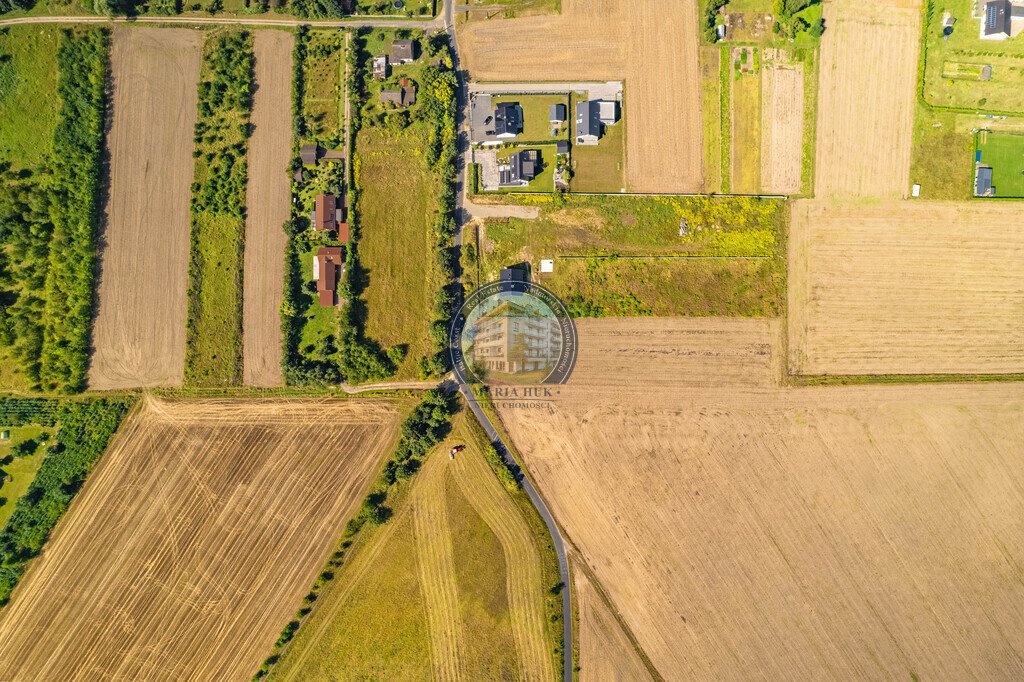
[
  {"left": 814, "top": 0, "right": 921, "bottom": 198},
  {"left": 498, "top": 318, "right": 1024, "bottom": 679},
  {"left": 789, "top": 200, "right": 1024, "bottom": 375},
  {"left": 90, "top": 28, "right": 200, "bottom": 390},
  {"left": 243, "top": 30, "right": 293, "bottom": 387},
  {"left": 761, "top": 60, "right": 804, "bottom": 194},
  {"left": 460, "top": 0, "right": 703, "bottom": 192},
  {"left": 0, "top": 397, "right": 400, "bottom": 682}
]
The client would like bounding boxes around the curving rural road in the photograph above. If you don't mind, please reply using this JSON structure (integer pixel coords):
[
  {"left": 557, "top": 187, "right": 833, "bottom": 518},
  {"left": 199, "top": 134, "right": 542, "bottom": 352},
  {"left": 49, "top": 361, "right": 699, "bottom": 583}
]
[{"left": 1, "top": 7, "right": 574, "bottom": 679}]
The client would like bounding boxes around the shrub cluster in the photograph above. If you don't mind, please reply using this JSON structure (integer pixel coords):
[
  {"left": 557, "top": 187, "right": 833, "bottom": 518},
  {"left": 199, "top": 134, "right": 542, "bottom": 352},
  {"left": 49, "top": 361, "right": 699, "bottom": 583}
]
[
  {"left": 0, "top": 397, "right": 134, "bottom": 605},
  {"left": 0, "top": 29, "right": 109, "bottom": 392}
]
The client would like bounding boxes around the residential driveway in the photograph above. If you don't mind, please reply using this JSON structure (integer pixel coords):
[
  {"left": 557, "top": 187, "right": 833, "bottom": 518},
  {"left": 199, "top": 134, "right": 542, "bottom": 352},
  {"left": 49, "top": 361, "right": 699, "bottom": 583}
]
[{"left": 474, "top": 148, "right": 500, "bottom": 190}]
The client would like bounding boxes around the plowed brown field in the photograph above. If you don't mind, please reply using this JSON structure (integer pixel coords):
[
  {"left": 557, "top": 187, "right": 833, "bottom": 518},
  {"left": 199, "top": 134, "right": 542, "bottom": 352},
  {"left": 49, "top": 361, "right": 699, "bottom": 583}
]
[
  {"left": 761, "top": 60, "right": 804, "bottom": 195},
  {"left": 497, "top": 318, "right": 1024, "bottom": 680},
  {"left": 90, "top": 28, "right": 200, "bottom": 390},
  {"left": 243, "top": 30, "right": 293, "bottom": 387},
  {"left": 814, "top": 0, "right": 921, "bottom": 198},
  {"left": 0, "top": 397, "right": 400, "bottom": 682},
  {"left": 789, "top": 201, "right": 1024, "bottom": 376},
  {"left": 460, "top": 0, "right": 703, "bottom": 192}
]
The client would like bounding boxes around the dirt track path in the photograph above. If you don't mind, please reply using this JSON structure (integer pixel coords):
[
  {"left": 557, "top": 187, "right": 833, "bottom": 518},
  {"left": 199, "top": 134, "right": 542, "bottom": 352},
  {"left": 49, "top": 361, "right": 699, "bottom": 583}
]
[
  {"left": 243, "top": 30, "right": 293, "bottom": 387},
  {"left": 89, "top": 28, "right": 199, "bottom": 390}
]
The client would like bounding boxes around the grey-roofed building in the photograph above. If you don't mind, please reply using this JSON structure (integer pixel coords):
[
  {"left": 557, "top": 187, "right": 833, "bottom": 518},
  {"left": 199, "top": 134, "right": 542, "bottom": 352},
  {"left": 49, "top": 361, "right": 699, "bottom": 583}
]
[
  {"left": 550, "top": 103, "right": 567, "bottom": 124},
  {"left": 596, "top": 99, "right": 619, "bottom": 125},
  {"left": 300, "top": 143, "right": 320, "bottom": 165},
  {"left": 498, "top": 149, "right": 539, "bottom": 187},
  {"left": 981, "top": 0, "right": 1011, "bottom": 39},
  {"left": 575, "top": 100, "right": 602, "bottom": 145},
  {"left": 974, "top": 166, "right": 995, "bottom": 196},
  {"left": 391, "top": 39, "right": 416, "bottom": 63},
  {"left": 494, "top": 102, "right": 523, "bottom": 138},
  {"left": 555, "top": 140, "right": 569, "bottom": 155}
]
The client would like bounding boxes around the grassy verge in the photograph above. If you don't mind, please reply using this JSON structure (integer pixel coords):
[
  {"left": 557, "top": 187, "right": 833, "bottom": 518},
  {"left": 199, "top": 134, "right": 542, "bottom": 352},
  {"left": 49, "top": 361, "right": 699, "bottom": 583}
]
[
  {"left": 185, "top": 30, "right": 253, "bottom": 388},
  {"left": 798, "top": 47, "right": 818, "bottom": 196},
  {"left": 0, "top": 396, "right": 135, "bottom": 605},
  {"left": 0, "top": 27, "right": 108, "bottom": 393}
]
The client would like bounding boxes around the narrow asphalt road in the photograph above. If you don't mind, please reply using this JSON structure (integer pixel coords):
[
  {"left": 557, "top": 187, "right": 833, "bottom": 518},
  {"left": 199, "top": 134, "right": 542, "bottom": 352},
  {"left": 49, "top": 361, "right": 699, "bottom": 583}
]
[{"left": 2, "top": 8, "right": 575, "bottom": 678}]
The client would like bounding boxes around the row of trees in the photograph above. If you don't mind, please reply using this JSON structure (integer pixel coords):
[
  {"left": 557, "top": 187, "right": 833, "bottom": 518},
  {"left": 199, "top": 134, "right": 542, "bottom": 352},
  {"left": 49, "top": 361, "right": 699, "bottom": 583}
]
[
  {"left": 0, "top": 29, "right": 109, "bottom": 393},
  {"left": 0, "top": 397, "right": 134, "bottom": 604}
]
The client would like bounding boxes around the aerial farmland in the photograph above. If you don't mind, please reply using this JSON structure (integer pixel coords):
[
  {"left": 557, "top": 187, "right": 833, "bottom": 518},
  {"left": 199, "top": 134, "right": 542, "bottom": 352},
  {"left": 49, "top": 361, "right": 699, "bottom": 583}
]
[{"left": 1, "top": 0, "right": 1024, "bottom": 679}]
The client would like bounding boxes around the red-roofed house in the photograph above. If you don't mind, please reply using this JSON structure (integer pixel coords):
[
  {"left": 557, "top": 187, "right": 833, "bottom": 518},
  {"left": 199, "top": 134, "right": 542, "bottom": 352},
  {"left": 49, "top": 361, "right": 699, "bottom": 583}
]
[
  {"left": 314, "top": 246, "right": 344, "bottom": 307},
  {"left": 314, "top": 193, "right": 339, "bottom": 232}
]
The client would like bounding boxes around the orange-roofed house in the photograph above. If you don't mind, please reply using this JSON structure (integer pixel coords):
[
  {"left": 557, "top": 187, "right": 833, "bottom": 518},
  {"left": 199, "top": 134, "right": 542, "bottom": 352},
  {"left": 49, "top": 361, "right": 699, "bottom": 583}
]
[{"left": 313, "top": 246, "right": 345, "bottom": 307}]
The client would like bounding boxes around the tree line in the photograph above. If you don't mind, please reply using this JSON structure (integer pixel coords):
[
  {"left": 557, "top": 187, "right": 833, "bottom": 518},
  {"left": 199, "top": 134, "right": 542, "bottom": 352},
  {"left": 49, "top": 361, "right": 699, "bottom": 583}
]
[{"left": 0, "top": 28, "right": 109, "bottom": 393}]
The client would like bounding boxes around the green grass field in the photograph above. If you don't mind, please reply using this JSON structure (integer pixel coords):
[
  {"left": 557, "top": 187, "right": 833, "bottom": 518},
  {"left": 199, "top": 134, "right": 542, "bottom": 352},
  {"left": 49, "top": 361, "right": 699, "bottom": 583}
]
[
  {"left": 0, "top": 425, "right": 50, "bottom": 529},
  {"left": 569, "top": 92, "right": 625, "bottom": 192},
  {"left": 302, "top": 30, "right": 344, "bottom": 145},
  {"left": 0, "top": 27, "right": 60, "bottom": 166},
  {"left": 357, "top": 128, "right": 435, "bottom": 379},
  {"left": 478, "top": 194, "right": 786, "bottom": 317},
  {"left": 492, "top": 94, "right": 568, "bottom": 143},
  {"left": 923, "top": 0, "right": 1024, "bottom": 113},
  {"left": 909, "top": 105, "right": 974, "bottom": 200},
  {"left": 977, "top": 131, "right": 1024, "bottom": 198}
]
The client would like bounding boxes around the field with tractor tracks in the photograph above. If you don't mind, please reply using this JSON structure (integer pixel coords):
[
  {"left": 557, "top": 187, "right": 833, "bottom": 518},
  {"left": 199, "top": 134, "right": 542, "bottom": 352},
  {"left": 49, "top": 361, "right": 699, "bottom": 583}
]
[
  {"left": 497, "top": 317, "right": 1024, "bottom": 680},
  {"left": 789, "top": 200, "right": 1024, "bottom": 376},
  {"left": 0, "top": 397, "right": 400, "bottom": 681},
  {"left": 814, "top": 0, "right": 921, "bottom": 198},
  {"left": 90, "top": 28, "right": 200, "bottom": 390},
  {"left": 269, "top": 412, "right": 561, "bottom": 681}
]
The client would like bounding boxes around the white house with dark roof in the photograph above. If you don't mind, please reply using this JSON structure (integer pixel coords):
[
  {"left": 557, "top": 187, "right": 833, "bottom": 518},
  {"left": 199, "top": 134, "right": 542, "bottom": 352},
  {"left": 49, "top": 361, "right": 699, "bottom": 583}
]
[
  {"left": 575, "top": 99, "right": 620, "bottom": 146},
  {"left": 977, "top": 0, "right": 1024, "bottom": 39}
]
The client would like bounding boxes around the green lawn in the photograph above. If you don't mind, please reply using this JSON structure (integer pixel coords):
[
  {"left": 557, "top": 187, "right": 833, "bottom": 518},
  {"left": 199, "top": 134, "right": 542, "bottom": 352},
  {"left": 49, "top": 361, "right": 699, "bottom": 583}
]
[
  {"left": 297, "top": 238, "right": 342, "bottom": 363},
  {"left": 357, "top": 128, "right": 435, "bottom": 379},
  {"left": 479, "top": 194, "right": 786, "bottom": 317},
  {"left": 909, "top": 104, "right": 974, "bottom": 200},
  {"left": 0, "top": 425, "right": 50, "bottom": 529},
  {"left": 977, "top": 132, "right": 1024, "bottom": 198},
  {"left": 0, "top": 27, "right": 60, "bottom": 166},
  {"left": 492, "top": 94, "right": 569, "bottom": 143},
  {"left": 923, "top": 0, "right": 1024, "bottom": 113},
  {"left": 493, "top": 144, "right": 556, "bottom": 193},
  {"left": 569, "top": 92, "right": 625, "bottom": 192}
]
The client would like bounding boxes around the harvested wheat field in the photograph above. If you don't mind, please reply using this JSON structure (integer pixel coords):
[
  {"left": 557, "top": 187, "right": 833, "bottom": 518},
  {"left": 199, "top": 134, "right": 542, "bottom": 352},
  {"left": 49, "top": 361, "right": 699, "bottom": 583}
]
[
  {"left": 789, "top": 201, "right": 1024, "bottom": 376},
  {"left": 497, "top": 317, "right": 1024, "bottom": 680},
  {"left": 270, "top": 414, "right": 559, "bottom": 681},
  {"left": 761, "top": 58, "right": 804, "bottom": 194},
  {"left": 90, "top": 28, "right": 200, "bottom": 390},
  {"left": 243, "top": 30, "right": 293, "bottom": 387},
  {"left": 0, "top": 397, "right": 400, "bottom": 682},
  {"left": 814, "top": 0, "right": 920, "bottom": 199},
  {"left": 575, "top": 567, "right": 654, "bottom": 682},
  {"left": 460, "top": 0, "right": 703, "bottom": 192}
]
